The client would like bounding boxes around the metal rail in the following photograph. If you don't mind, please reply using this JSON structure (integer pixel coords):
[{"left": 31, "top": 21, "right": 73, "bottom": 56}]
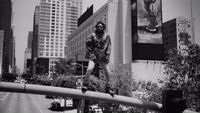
[
  {"left": 0, "top": 82, "right": 198, "bottom": 113},
  {"left": 0, "top": 82, "right": 162, "bottom": 111}
]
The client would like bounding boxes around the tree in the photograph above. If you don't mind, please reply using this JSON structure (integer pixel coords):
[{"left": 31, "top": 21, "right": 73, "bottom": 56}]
[
  {"left": 2, "top": 73, "right": 17, "bottom": 82},
  {"left": 54, "top": 58, "right": 76, "bottom": 76},
  {"left": 163, "top": 44, "right": 200, "bottom": 112},
  {"left": 110, "top": 67, "right": 133, "bottom": 97},
  {"left": 21, "top": 73, "right": 33, "bottom": 82}
]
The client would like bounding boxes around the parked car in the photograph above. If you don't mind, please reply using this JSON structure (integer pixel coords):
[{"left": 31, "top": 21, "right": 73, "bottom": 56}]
[
  {"left": 89, "top": 104, "right": 103, "bottom": 113},
  {"left": 50, "top": 101, "right": 61, "bottom": 111}
]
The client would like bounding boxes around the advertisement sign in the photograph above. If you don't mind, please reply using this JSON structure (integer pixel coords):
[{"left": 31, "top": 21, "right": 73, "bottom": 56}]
[
  {"left": 131, "top": 0, "right": 163, "bottom": 60},
  {"left": 177, "top": 18, "right": 192, "bottom": 51},
  {"left": 137, "top": 0, "right": 162, "bottom": 44}
]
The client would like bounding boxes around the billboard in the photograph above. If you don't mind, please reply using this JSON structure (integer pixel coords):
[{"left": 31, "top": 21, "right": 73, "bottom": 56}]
[
  {"left": 131, "top": 0, "right": 163, "bottom": 60},
  {"left": 177, "top": 18, "right": 192, "bottom": 51},
  {"left": 137, "top": 0, "right": 162, "bottom": 44}
]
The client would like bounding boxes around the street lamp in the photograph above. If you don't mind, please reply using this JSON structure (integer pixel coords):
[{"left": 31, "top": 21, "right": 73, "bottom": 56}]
[
  {"left": 72, "top": 62, "right": 85, "bottom": 113},
  {"left": 72, "top": 62, "right": 84, "bottom": 81}
]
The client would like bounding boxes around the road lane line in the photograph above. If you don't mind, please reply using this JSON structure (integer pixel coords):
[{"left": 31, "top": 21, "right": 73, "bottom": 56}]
[
  {"left": 30, "top": 95, "right": 44, "bottom": 113},
  {"left": 1, "top": 92, "right": 9, "bottom": 103}
]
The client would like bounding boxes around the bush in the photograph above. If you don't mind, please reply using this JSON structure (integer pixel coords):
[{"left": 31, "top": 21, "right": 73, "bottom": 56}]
[{"left": 2, "top": 73, "right": 17, "bottom": 82}]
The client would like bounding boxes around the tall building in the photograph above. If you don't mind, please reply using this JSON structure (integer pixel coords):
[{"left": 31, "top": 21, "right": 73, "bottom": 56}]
[
  {"left": 32, "top": 0, "right": 82, "bottom": 76},
  {"left": 0, "top": 0, "right": 14, "bottom": 73},
  {"left": 0, "top": 30, "right": 4, "bottom": 75},
  {"left": 27, "top": 31, "right": 33, "bottom": 48},
  {"left": 32, "top": 6, "right": 40, "bottom": 75},
  {"left": 24, "top": 31, "right": 33, "bottom": 73},
  {"left": 163, "top": 17, "right": 193, "bottom": 59},
  {"left": 24, "top": 48, "right": 32, "bottom": 73},
  {"left": 10, "top": 29, "right": 16, "bottom": 73}
]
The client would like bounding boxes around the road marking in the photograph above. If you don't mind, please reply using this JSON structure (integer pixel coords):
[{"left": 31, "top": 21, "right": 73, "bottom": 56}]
[
  {"left": 0, "top": 92, "right": 9, "bottom": 103},
  {"left": 30, "top": 95, "right": 44, "bottom": 113},
  {"left": 9, "top": 106, "right": 12, "bottom": 111}
]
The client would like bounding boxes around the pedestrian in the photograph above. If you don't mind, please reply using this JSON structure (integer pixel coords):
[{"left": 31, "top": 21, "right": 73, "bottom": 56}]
[{"left": 82, "top": 21, "right": 114, "bottom": 96}]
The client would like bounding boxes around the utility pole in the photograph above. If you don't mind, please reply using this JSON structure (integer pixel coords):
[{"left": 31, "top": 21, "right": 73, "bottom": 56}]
[{"left": 191, "top": 0, "right": 195, "bottom": 43}]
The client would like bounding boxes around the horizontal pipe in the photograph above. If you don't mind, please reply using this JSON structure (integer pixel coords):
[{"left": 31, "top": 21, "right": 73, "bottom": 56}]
[
  {"left": 0, "top": 82, "right": 162, "bottom": 111},
  {"left": 0, "top": 82, "right": 198, "bottom": 113}
]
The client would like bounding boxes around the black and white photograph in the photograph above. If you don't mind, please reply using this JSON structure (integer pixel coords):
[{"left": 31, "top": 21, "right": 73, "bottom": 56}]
[{"left": 0, "top": 0, "right": 200, "bottom": 113}]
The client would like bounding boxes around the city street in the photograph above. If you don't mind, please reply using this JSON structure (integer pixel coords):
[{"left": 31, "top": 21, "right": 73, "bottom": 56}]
[{"left": 0, "top": 92, "right": 77, "bottom": 113}]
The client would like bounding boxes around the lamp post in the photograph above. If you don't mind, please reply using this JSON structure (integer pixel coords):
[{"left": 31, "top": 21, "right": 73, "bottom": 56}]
[
  {"left": 72, "top": 62, "right": 85, "bottom": 113},
  {"left": 72, "top": 62, "right": 84, "bottom": 84}
]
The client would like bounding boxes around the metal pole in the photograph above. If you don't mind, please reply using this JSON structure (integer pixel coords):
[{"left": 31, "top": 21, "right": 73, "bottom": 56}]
[
  {"left": 0, "top": 82, "right": 162, "bottom": 111},
  {"left": 0, "top": 82, "right": 198, "bottom": 113},
  {"left": 81, "top": 63, "right": 83, "bottom": 79},
  {"left": 191, "top": 0, "right": 195, "bottom": 42}
]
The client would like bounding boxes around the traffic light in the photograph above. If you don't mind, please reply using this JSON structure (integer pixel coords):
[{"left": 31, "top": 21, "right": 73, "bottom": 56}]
[{"left": 162, "top": 90, "right": 187, "bottom": 113}]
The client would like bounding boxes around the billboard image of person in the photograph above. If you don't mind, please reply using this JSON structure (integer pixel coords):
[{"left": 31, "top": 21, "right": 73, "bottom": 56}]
[
  {"left": 131, "top": 0, "right": 163, "bottom": 60},
  {"left": 137, "top": 0, "right": 162, "bottom": 44}
]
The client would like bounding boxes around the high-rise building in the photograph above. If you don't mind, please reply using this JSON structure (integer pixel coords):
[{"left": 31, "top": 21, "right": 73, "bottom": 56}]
[
  {"left": 24, "top": 48, "right": 32, "bottom": 73},
  {"left": 32, "top": 6, "right": 40, "bottom": 75},
  {"left": 24, "top": 31, "right": 33, "bottom": 73},
  {"left": 0, "top": 30, "right": 4, "bottom": 75},
  {"left": 32, "top": 0, "right": 82, "bottom": 76},
  {"left": 0, "top": 0, "right": 14, "bottom": 73},
  {"left": 163, "top": 17, "right": 193, "bottom": 59},
  {"left": 27, "top": 31, "right": 33, "bottom": 48}
]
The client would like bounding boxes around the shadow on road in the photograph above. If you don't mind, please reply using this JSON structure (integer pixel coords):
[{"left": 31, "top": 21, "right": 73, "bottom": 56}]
[{"left": 48, "top": 106, "right": 74, "bottom": 112}]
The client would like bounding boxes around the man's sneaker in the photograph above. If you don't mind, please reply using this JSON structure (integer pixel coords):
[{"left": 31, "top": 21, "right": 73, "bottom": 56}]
[
  {"left": 146, "top": 22, "right": 157, "bottom": 32},
  {"left": 105, "top": 85, "right": 114, "bottom": 97},
  {"left": 81, "top": 86, "right": 88, "bottom": 93},
  {"left": 81, "top": 79, "right": 89, "bottom": 93}
]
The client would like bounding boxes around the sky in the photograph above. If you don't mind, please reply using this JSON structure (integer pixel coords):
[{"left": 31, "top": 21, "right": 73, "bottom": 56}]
[{"left": 12, "top": 0, "right": 200, "bottom": 73}]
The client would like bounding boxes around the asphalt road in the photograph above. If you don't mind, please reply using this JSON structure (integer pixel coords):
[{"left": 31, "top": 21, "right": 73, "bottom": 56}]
[
  {"left": 0, "top": 92, "right": 77, "bottom": 113},
  {"left": 0, "top": 92, "right": 45, "bottom": 113}
]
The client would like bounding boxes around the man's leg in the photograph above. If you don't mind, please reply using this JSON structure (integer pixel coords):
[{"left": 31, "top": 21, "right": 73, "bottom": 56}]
[
  {"left": 99, "top": 62, "right": 114, "bottom": 96},
  {"left": 82, "top": 60, "right": 95, "bottom": 92}
]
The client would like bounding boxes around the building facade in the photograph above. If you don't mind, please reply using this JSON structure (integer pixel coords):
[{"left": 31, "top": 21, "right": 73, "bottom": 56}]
[
  {"left": 0, "top": 0, "right": 15, "bottom": 73},
  {"left": 163, "top": 17, "right": 193, "bottom": 58},
  {"left": 0, "top": 30, "right": 4, "bottom": 75},
  {"left": 32, "top": 0, "right": 82, "bottom": 76},
  {"left": 24, "top": 31, "right": 33, "bottom": 73}
]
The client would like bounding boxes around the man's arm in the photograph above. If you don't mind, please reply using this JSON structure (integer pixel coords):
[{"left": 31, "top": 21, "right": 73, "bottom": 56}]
[{"left": 86, "top": 34, "right": 95, "bottom": 53}]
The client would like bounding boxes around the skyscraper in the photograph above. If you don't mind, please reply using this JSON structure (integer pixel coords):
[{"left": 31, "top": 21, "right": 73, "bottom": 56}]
[
  {"left": 24, "top": 31, "right": 33, "bottom": 73},
  {"left": 0, "top": 0, "right": 14, "bottom": 73},
  {"left": 33, "top": 0, "right": 82, "bottom": 76},
  {"left": 0, "top": 30, "right": 4, "bottom": 75},
  {"left": 32, "top": 6, "right": 40, "bottom": 75}
]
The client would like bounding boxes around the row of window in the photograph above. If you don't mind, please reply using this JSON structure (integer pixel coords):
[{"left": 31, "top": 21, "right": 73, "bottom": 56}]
[{"left": 39, "top": 52, "right": 63, "bottom": 57}]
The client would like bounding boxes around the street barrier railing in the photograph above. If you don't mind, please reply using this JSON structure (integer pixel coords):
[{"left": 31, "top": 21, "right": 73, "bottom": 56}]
[{"left": 0, "top": 82, "right": 198, "bottom": 113}]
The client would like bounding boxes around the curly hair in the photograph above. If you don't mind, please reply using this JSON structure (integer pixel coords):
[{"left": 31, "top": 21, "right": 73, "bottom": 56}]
[{"left": 95, "top": 21, "right": 106, "bottom": 30}]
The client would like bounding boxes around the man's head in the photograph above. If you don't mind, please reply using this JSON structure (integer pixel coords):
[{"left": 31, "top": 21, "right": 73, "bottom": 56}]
[{"left": 95, "top": 21, "right": 106, "bottom": 34}]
